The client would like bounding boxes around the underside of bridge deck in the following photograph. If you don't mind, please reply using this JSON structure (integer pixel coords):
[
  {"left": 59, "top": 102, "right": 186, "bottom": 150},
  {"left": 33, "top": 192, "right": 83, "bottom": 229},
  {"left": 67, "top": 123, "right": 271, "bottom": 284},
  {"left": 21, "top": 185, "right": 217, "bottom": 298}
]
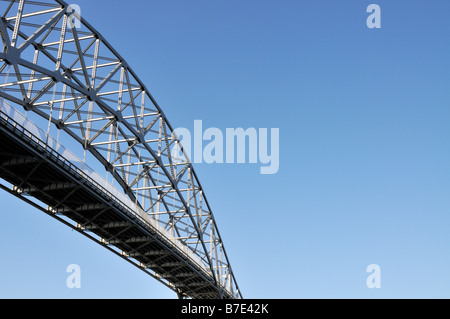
[{"left": 0, "top": 109, "right": 233, "bottom": 299}]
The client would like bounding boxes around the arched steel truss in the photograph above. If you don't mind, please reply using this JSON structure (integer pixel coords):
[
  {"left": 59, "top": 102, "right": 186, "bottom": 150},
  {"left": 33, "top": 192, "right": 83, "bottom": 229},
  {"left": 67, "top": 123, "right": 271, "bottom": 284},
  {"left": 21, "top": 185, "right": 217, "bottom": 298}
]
[{"left": 0, "top": 0, "right": 241, "bottom": 298}]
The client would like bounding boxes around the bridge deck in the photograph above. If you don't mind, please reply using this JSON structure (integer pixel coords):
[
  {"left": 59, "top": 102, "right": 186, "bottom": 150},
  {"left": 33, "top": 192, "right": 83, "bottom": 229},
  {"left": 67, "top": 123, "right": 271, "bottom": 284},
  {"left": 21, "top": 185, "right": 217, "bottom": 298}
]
[{"left": 0, "top": 108, "right": 234, "bottom": 299}]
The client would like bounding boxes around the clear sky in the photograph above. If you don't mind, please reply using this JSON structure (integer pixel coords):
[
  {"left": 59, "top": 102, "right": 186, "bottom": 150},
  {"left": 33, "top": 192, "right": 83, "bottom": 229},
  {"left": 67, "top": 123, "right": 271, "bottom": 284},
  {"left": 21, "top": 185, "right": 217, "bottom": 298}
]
[{"left": 0, "top": 0, "right": 449, "bottom": 299}]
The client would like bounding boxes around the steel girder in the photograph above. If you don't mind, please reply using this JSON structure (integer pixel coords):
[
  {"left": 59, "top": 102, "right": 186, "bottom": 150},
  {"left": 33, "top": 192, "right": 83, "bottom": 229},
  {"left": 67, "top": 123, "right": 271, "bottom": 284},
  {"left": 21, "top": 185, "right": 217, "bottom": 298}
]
[{"left": 0, "top": 0, "right": 241, "bottom": 299}]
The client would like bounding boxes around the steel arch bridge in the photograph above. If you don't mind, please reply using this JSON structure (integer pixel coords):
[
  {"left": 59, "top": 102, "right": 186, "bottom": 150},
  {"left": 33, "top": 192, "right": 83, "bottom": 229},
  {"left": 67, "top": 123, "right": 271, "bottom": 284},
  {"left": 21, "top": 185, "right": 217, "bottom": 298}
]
[{"left": 0, "top": 0, "right": 241, "bottom": 299}]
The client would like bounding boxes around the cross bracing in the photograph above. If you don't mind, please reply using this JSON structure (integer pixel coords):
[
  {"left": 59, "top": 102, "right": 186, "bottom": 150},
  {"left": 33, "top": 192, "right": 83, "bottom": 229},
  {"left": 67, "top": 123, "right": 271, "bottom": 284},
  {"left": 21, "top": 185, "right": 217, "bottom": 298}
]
[{"left": 0, "top": 0, "right": 241, "bottom": 299}]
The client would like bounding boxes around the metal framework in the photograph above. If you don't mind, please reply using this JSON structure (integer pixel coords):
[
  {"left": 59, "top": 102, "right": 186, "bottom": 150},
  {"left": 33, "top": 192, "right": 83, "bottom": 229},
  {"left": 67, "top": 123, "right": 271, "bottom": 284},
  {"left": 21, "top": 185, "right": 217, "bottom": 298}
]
[{"left": 0, "top": 0, "right": 241, "bottom": 299}]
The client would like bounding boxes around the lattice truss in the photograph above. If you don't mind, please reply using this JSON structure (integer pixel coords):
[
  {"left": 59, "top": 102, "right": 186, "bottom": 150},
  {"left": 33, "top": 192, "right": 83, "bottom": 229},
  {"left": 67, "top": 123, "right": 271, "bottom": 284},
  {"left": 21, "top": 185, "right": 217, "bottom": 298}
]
[{"left": 0, "top": 0, "right": 240, "bottom": 297}]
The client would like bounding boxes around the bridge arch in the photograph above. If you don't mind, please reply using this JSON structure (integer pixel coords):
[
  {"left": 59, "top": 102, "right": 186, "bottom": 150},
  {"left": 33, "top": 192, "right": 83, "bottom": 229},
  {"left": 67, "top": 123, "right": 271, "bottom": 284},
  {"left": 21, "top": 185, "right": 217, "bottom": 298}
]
[{"left": 0, "top": 0, "right": 241, "bottom": 299}]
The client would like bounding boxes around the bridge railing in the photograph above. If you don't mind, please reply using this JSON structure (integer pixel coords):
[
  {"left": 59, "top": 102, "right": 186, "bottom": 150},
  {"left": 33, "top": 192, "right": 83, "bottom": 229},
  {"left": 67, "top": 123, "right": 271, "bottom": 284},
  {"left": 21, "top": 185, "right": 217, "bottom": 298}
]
[{"left": 0, "top": 100, "right": 235, "bottom": 296}]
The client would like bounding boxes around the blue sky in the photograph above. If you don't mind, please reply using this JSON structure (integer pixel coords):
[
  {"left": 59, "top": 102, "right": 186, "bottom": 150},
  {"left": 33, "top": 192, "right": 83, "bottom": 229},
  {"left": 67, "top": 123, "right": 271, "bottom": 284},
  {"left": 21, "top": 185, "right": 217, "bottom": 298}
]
[{"left": 1, "top": 0, "right": 450, "bottom": 299}]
